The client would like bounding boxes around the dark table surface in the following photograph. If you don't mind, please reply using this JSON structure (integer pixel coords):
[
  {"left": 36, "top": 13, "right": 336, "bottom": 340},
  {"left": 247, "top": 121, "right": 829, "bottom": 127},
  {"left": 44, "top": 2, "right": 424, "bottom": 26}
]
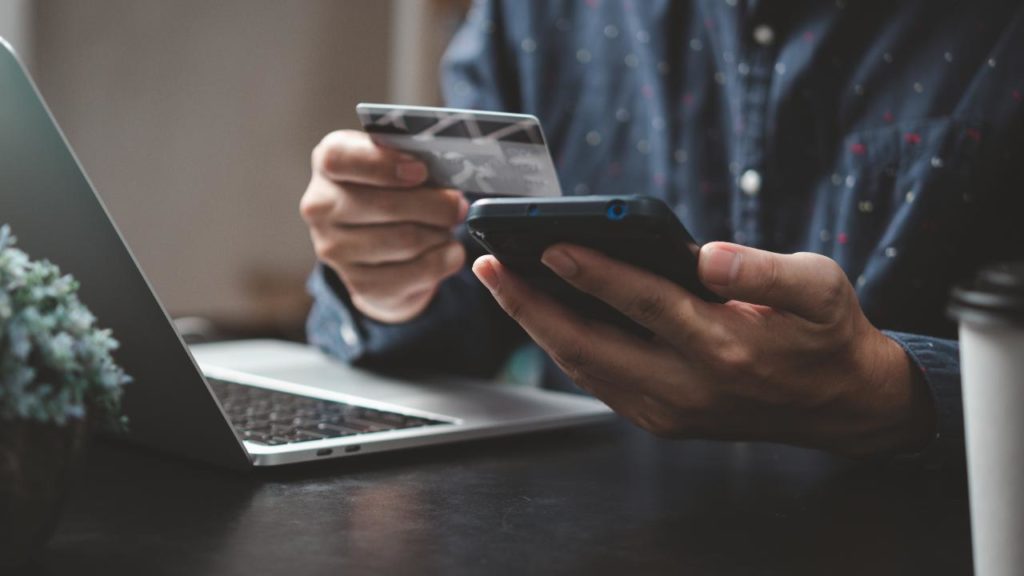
[{"left": 31, "top": 420, "right": 971, "bottom": 576}]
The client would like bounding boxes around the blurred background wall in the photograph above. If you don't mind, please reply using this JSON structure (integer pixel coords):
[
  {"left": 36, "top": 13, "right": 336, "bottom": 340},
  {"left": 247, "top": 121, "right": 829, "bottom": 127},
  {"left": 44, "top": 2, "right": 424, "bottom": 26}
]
[{"left": 1, "top": 0, "right": 463, "bottom": 338}]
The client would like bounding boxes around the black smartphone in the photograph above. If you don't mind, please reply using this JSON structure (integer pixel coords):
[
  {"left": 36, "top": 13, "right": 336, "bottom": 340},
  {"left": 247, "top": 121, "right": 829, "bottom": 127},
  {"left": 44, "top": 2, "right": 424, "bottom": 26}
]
[{"left": 466, "top": 195, "right": 722, "bottom": 334}]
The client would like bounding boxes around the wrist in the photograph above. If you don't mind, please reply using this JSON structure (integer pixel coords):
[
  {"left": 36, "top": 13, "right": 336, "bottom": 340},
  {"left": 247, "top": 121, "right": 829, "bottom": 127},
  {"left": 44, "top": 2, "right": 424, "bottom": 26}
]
[{"left": 845, "top": 329, "right": 936, "bottom": 457}]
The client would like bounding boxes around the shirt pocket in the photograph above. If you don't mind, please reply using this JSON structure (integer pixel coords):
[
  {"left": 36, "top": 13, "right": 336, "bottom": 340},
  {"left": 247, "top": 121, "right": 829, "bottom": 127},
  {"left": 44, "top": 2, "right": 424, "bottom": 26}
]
[{"left": 807, "top": 117, "right": 986, "bottom": 328}]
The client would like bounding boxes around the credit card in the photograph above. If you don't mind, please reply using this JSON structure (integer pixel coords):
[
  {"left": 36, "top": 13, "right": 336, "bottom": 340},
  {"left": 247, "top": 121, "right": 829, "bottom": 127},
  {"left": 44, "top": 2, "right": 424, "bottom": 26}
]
[{"left": 356, "top": 103, "right": 562, "bottom": 197}]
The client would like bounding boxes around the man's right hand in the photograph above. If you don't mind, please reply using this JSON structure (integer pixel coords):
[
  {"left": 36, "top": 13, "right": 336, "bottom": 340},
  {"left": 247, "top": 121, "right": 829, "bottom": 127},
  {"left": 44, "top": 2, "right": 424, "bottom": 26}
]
[{"left": 300, "top": 130, "right": 468, "bottom": 323}]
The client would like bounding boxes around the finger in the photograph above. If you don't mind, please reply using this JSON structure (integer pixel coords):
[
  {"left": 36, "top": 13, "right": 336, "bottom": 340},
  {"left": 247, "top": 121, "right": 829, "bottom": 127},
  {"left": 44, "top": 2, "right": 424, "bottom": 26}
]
[
  {"left": 698, "top": 242, "right": 851, "bottom": 323},
  {"left": 538, "top": 244, "right": 713, "bottom": 344},
  {"left": 311, "top": 222, "right": 451, "bottom": 266},
  {"left": 473, "top": 255, "right": 675, "bottom": 396},
  {"left": 340, "top": 241, "right": 465, "bottom": 308},
  {"left": 312, "top": 130, "right": 429, "bottom": 187},
  {"left": 331, "top": 184, "right": 468, "bottom": 228},
  {"left": 299, "top": 174, "right": 341, "bottom": 225}
]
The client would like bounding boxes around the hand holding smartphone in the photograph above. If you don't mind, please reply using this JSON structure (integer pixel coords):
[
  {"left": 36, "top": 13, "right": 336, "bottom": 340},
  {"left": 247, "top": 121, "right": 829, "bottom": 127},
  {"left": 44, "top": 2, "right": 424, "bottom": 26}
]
[{"left": 467, "top": 195, "right": 722, "bottom": 334}]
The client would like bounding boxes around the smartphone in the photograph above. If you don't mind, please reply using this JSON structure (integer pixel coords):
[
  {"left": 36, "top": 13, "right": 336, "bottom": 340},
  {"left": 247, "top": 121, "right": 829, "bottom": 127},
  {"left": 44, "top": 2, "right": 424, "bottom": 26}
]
[{"left": 466, "top": 195, "right": 722, "bottom": 334}]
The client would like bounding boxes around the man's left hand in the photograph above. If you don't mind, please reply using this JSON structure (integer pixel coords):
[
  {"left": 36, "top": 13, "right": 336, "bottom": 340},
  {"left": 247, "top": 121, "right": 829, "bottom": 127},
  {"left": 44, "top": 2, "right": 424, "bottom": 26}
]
[{"left": 472, "top": 242, "right": 935, "bottom": 457}]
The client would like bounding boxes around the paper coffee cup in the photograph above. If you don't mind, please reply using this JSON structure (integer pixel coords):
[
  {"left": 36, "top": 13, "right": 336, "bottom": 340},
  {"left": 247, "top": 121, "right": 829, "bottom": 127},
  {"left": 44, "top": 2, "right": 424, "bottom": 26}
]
[{"left": 949, "top": 262, "right": 1024, "bottom": 576}]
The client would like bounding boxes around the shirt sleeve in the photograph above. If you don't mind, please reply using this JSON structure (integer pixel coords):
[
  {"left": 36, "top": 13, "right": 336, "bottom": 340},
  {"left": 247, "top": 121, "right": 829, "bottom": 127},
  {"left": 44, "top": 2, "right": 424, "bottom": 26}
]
[
  {"left": 306, "top": 263, "right": 523, "bottom": 377},
  {"left": 883, "top": 331, "right": 964, "bottom": 465},
  {"left": 305, "top": 0, "right": 525, "bottom": 377}
]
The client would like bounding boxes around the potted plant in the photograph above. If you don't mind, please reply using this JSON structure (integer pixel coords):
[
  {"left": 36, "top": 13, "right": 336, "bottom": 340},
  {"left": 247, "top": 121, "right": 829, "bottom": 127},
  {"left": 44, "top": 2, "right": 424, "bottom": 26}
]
[{"left": 0, "top": 225, "right": 130, "bottom": 570}]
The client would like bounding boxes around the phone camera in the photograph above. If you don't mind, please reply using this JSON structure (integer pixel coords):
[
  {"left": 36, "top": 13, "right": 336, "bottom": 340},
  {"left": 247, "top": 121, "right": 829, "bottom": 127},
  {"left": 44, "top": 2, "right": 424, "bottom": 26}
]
[
  {"left": 606, "top": 200, "right": 628, "bottom": 221},
  {"left": 527, "top": 203, "right": 539, "bottom": 217}
]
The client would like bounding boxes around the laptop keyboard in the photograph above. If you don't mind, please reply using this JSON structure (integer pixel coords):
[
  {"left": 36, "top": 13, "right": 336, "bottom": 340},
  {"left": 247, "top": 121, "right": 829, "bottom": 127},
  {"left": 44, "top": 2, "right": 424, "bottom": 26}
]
[{"left": 208, "top": 378, "right": 446, "bottom": 446}]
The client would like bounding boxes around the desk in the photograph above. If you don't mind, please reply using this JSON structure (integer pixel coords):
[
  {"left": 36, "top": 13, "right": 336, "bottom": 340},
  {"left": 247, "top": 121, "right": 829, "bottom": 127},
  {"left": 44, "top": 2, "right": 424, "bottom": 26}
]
[{"left": 36, "top": 420, "right": 970, "bottom": 575}]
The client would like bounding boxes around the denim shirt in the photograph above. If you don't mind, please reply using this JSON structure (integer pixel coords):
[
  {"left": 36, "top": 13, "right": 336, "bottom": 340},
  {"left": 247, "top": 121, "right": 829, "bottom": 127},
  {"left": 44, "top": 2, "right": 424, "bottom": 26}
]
[{"left": 308, "top": 0, "right": 1024, "bottom": 459}]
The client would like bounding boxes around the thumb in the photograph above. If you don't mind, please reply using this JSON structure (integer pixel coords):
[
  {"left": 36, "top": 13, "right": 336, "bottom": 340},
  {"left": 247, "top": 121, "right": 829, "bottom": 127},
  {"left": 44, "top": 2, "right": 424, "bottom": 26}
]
[{"left": 698, "top": 242, "right": 851, "bottom": 322}]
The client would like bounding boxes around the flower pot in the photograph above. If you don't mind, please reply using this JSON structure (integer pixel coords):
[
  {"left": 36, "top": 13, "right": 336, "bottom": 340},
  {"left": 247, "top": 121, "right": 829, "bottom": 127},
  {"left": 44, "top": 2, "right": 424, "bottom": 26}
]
[{"left": 0, "top": 418, "right": 88, "bottom": 570}]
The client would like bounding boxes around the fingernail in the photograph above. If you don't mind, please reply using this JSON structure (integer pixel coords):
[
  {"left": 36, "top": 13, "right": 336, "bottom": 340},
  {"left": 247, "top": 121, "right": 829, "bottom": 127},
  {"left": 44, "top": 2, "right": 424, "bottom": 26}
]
[
  {"left": 541, "top": 248, "right": 578, "bottom": 278},
  {"left": 473, "top": 258, "right": 500, "bottom": 291},
  {"left": 396, "top": 159, "right": 427, "bottom": 183},
  {"left": 702, "top": 246, "right": 741, "bottom": 286}
]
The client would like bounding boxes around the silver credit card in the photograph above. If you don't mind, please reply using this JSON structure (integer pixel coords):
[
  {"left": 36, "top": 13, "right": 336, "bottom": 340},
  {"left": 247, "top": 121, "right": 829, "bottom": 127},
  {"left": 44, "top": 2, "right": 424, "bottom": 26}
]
[{"left": 357, "top": 103, "right": 562, "bottom": 197}]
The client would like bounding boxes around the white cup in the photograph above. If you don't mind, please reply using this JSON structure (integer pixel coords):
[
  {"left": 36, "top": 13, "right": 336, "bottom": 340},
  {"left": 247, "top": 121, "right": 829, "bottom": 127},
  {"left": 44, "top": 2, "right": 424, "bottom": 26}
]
[{"left": 950, "top": 262, "right": 1024, "bottom": 576}]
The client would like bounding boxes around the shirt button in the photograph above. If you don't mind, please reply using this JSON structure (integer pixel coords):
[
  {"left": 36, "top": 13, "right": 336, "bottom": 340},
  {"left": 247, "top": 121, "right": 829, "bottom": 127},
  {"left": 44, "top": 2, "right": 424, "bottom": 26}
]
[
  {"left": 739, "top": 169, "right": 762, "bottom": 196},
  {"left": 752, "top": 24, "right": 775, "bottom": 46},
  {"left": 340, "top": 322, "right": 360, "bottom": 348}
]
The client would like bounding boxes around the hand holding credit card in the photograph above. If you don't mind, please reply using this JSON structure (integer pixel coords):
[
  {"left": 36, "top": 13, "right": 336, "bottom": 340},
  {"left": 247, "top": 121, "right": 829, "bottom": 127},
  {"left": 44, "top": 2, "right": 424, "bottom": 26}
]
[{"left": 357, "top": 103, "right": 562, "bottom": 197}]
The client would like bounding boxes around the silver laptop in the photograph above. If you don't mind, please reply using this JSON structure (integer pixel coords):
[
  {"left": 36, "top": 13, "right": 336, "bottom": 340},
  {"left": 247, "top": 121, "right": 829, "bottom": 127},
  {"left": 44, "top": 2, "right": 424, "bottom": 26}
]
[{"left": 0, "top": 39, "right": 611, "bottom": 469}]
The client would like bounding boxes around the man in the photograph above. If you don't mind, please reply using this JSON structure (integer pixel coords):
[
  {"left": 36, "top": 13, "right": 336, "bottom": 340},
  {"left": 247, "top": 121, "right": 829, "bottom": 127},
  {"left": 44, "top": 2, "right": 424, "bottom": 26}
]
[{"left": 299, "top": 0, "right": 1024, "bottom": 460}]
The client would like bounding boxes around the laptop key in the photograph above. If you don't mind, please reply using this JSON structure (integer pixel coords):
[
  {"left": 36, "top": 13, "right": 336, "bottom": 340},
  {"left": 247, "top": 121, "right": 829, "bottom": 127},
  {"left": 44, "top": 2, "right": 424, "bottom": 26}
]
[
  {"left": 269, "top": 424, "right": 296, "bottom": 436},
  {"left": 242, "top": 418, "right": 271, "bottom": 429},
  {"left": 243, "top": 431, "right": 270, "bottom": 442},
  {"left": 345, "top": 419, "right": 393, "bottom": 433}
]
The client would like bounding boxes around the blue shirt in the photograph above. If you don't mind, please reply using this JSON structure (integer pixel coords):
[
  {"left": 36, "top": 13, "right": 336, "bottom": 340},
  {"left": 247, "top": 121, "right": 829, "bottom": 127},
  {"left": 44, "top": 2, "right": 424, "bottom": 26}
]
[{"left": 308, "top": 0, "right": 1024, "bottom": 459}]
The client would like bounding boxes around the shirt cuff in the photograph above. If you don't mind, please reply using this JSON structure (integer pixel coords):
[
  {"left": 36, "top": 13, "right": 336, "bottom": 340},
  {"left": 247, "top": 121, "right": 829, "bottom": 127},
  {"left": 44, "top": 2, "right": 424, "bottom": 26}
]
[
  {"left": 304, "top": 263, "right": 442, "bottom": 364},
  {"left": 883, "top": 330, "right": 964, "bottom": 466},
  {"left": 305, "top": 264, "right": 367, "bottom": 362}
]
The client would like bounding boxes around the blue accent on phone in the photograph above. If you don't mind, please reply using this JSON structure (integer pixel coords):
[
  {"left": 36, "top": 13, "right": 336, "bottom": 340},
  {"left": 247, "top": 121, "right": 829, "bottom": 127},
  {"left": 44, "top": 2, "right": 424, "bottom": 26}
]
[{"left": 606, "top": 200, "right": 628, "bottom": 221}]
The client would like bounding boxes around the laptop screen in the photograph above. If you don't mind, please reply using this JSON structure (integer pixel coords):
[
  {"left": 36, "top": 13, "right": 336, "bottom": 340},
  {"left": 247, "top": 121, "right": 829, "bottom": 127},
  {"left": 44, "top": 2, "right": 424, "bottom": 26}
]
[{"left": 0, "top": 40, "right": 249, "bottom": 468}]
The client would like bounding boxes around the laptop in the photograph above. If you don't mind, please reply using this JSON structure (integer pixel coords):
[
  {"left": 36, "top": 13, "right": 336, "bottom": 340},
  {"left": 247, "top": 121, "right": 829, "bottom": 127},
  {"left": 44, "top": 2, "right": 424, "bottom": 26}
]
[{"left": 0, "top": 39, "right": 611, "bottom": 469}]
